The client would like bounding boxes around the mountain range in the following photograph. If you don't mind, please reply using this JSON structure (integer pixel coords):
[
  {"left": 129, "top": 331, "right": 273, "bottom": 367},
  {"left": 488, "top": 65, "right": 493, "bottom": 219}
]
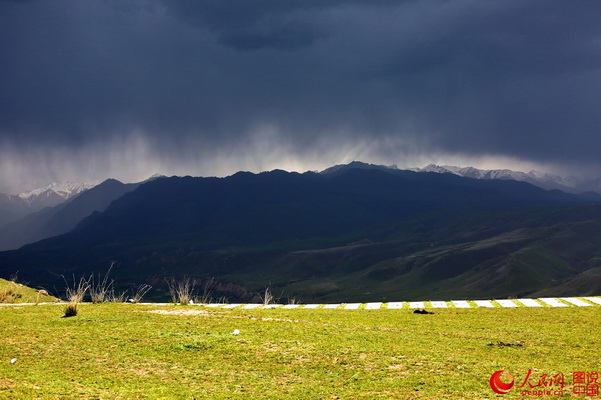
[
  {"left": 0, "top": 181, "right": 96, "bottom": 227},
  {"left": 1, "top": 163, "right": 598, "bottom": 237},
  {"left": 1, "top": 161, "right": 600, "bottom": 302},
  {"left": 0, "top": 179, "right": 140, "bottom": 251},
  {"left": 413, "top": 164, "right": 601, "bottom": 194}
]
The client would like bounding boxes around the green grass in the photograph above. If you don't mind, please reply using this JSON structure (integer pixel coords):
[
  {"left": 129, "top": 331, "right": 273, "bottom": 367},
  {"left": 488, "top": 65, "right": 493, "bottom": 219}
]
[
  {"left": 0, "top": 278, "right": 58, "bottom": 304},
  {"left": 1, "top": 304, "right": 599, "bottom": 399}
]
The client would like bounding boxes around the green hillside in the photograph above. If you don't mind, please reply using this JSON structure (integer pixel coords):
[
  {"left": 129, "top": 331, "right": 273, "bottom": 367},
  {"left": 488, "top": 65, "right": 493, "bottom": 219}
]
[
  {"left": 213, "top": 205, "right": 601, "bottom": 302},
  {"left": 4, "top": 204, "right": 601, "bottom": 303},
  {"left": 0, "top": 278, "right": 58, "bottom": 303}
]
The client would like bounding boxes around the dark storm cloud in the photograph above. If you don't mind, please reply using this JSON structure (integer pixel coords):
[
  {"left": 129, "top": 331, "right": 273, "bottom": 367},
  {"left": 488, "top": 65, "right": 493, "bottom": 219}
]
[
  {"left": 1, "top": 0, "right": 601, "bottom": 190},
  {"left": 159, "top": 0, "right": 330, "bottom": 50}
]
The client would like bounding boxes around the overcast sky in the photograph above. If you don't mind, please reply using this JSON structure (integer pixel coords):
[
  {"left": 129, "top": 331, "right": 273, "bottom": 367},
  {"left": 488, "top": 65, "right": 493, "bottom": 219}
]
[{"left": 1, "top": 0, "right": 600, "bottom": 192}]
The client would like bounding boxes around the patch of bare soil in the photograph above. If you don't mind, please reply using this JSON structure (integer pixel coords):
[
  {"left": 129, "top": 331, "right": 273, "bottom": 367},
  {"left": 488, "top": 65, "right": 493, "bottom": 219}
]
[{"left": 147, "top": 309, "right": 209, "bottom": 316}]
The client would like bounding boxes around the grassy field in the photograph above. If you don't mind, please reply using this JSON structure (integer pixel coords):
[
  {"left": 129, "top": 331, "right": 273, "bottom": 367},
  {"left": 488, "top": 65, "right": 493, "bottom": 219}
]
[{"left": 0, "top": 303, "right": 599, "bottom": 399}]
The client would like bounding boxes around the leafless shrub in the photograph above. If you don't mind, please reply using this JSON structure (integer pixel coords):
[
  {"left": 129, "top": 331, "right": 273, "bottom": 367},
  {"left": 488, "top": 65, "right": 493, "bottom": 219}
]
[
  {"left": 165, "top": 277, "right": 196, "bottom": 305},
  {"left": 62, "top": 275, "right": 90, "bottom": 317},
  {"left": 130, "top": 284, "right": 152, "bottom": 303},
  {"left": 260, "top": 287, "right": 274, "bottom": 306},
  {"left": 63, "top": 275, "right": 90, "bottom": 303},
  {"left": 107, "top": 288, "right": 128, "bottom": 303},
  {"left": 9, "top": 271, "right": 19, "bottom": 283},
  {"left": 196, "top": 278, "right": 216, "bottom": 304},
  {"left": 89, "top": 263, "right": 116, "bottom": 303}
]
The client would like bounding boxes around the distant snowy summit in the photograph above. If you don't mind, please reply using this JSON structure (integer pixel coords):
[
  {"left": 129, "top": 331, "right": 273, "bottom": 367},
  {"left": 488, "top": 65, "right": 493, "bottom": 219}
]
[
  {"left": 0, "top": 180, "right": 100, "bottom": 227},
  {"left": 2, "top": 174, "right": 164, "bottom": 216},
  {"left": 17, "top": 181, "right": 97, "bottom": 205},
  {"left": 413, "top": 164, "right": 600, "bottom": 194},
  {"left": 320, "top": 161, "right": 600, "bottom": 194}
]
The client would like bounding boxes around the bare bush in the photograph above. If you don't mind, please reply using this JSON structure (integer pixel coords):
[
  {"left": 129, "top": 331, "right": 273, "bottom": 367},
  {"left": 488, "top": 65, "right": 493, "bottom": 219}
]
[
  {"left": 165, "top": 277, "right": 196, "bottom": 305},
  {"left": 63, "top": 275, "right": 90, "bottom": 303},
  {"left": 130, "top": 284, "right": 152, "bottom": 303},
  {"left": 61, "top": 274, "right": 90, "bottom": 318},
  {"left": 9, "top": 271, "right": 19, "bottom": 283},
  {"left": 107, "top": 288, "right": 128, "bottom": 303},
  {"left": 260, "top": 287, "right": 274, "bottom": 305},
  {"left": 196, "top": 278, "right": 216, "bottom": 304},
  {"left": 89, "top": 263, "right": 116, "bottom": 303}
]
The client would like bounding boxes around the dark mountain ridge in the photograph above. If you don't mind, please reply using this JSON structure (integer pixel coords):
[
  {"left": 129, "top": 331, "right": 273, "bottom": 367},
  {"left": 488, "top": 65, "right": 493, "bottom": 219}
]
[
  {"left": 1, "top": 164, "right": 600, "bottom": 301},
  {"left": 31, "top": 167, "right": 590, "bottom": 248}
]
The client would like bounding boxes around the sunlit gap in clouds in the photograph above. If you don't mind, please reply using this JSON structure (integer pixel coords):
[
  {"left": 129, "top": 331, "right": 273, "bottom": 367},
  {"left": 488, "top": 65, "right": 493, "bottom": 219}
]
[{"left": 0, "top": 129, "right": 586, "bottom": 194}]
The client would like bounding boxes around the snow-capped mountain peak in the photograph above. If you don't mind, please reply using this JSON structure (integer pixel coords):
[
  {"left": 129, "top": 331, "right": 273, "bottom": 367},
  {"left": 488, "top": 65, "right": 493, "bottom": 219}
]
[
  {"left": 419, "top": 164, "right": 458, "bottom": 174},
  {"left": 16, "top": 181, "right": 99, "bottom": 210},
  {"left": 18, "top": 181, "right": 95, "bottom": 202},
  {"left": 415, "top": 164, "right": 599, "bottom": 194}
]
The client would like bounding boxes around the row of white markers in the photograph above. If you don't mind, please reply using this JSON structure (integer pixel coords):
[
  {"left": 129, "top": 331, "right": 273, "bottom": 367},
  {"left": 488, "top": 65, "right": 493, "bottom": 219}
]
[
  {"left": 195, "top": 297, "right": 601, "bottom": 310},
  {"left": 5, "top": 297, "right": 599, "bottom": 308}
]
